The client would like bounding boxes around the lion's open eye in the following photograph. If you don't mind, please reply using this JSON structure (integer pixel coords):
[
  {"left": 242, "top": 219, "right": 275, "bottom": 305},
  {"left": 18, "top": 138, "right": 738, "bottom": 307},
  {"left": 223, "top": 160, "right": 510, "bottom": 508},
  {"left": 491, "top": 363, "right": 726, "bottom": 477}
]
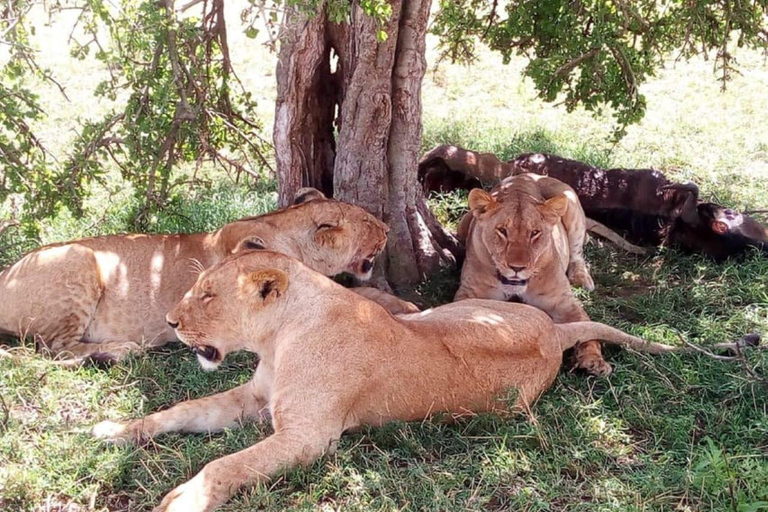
[
  {"left": 496, "top": 227, "right": 508, "bottom": 237},
  {"left": 530, "top": 229, "right": 541, "bottom": 240}
]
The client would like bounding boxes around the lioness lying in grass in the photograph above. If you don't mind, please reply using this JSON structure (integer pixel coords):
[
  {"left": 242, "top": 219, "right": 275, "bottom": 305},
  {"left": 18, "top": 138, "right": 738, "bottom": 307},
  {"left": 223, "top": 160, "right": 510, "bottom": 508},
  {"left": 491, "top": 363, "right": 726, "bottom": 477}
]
[
  {"left": 0, "top": 188, "right": 403, "bottom": 361},
  {"left": 93, "top": 250, "right": 678, "bottom": 512}
]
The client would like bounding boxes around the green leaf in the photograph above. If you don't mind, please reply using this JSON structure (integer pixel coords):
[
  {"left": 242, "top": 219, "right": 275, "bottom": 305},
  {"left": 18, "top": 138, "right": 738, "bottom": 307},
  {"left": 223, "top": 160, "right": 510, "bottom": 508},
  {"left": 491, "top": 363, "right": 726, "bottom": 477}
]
[{"left": 245, "top": 27, "right": 259, "bottom": 39}]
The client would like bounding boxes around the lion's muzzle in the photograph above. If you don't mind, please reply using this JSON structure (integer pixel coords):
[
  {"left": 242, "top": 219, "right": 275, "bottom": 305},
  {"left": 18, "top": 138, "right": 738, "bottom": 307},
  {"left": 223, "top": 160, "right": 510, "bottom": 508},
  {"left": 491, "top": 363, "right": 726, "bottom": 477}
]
[
  {"left": 192, "top": 345, "right": 220, "bottom": 363},
  {"left": 497, "top": 271, "right": 528, "bottom": 287}
]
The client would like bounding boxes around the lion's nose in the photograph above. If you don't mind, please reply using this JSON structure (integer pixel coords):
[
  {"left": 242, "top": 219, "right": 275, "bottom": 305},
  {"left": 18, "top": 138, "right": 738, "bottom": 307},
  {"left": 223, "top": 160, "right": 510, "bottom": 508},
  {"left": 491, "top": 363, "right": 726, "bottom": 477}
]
[
  {"left": 166, "top": 313, "right": 180, "bottom": 329},
  {"left": 509, "top": 265, "right": 526, "bottom": 273}
]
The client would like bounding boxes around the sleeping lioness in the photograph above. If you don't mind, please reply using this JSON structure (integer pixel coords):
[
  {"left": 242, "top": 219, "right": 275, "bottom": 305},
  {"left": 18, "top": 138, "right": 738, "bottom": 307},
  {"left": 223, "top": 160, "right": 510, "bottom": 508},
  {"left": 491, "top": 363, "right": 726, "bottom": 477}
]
[
  {"left": 93, "top": 250, "right": 678, "bottom": 512},
  {"left": 455, "top": 173, "right": 612, "bottom": 376},
  {"left": 0, "top": 189, "right": 401, "bottom": 360}
]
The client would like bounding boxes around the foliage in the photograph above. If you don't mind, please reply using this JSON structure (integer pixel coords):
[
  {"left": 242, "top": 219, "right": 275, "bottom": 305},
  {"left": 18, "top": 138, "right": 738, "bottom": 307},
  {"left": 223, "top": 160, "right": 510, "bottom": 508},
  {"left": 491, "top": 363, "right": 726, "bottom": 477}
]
[
  {"left": 241, "top": 0, "right": 392, "bottom": 45},
  {"left": 3, "top": 0, "right": 767, "bottom": 229},
  {"left": 1, "top": 0, "right": 65, "bottom": 232},
  {"left": 432, "top": 0, "right": 768, "bottom": 137},
  {"left": 70, "top": 0, "right": 274, "bottom": 227},
  {"left": 1, "top": 0, "right": 270, "bottom": 232}
]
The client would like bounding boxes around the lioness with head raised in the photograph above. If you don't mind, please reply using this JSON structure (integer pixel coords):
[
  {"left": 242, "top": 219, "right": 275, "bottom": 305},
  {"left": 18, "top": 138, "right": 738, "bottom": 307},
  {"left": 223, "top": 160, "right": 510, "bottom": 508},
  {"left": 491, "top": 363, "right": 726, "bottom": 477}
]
[
  {"left": 92, "top": 250, "right": 675, "bottom": 512},
  {"left": 0, "top": 189, "right": 391, "bottom": 361},
  {"left": 455, "top": 173, "right": 611, "bottom": 376}
]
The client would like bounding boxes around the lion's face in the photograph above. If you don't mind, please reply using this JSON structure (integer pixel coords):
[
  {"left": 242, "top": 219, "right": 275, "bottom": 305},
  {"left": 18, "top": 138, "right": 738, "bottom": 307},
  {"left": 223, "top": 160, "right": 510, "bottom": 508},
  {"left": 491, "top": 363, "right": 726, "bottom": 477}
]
[
  {"left": 166, "top": 251, "right": 293, "bottom": 371},
  {"left": 227, "top": 189, "right": 388, "bottom": 282},
  {"left": 301, "top": 201, "right": 388, "bottom": 281},
  {"left": 467, "top": 188, "right": 568, "bottom": 288}
]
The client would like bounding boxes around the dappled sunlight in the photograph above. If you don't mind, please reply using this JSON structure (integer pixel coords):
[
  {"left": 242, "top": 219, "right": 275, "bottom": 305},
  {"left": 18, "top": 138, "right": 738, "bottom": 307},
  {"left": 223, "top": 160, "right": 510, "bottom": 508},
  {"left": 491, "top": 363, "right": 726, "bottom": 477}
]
[
  {"left": 582, "top": 415, "right": 633, "bottom": 459},
  {"left": 94, "top": 250, "right": 129, "bottom": 295},
  {"left": 1, "top": 245, "right": 72, "bottom": 289},
  {"left": 150, "top": 250, "right": 165, "bottom": 291},
  {"left": 468, "top": 311, "right": 505, "bottom": 327},
  {"left": 480, "top": 443, "right": 534, "bottom": 476}
]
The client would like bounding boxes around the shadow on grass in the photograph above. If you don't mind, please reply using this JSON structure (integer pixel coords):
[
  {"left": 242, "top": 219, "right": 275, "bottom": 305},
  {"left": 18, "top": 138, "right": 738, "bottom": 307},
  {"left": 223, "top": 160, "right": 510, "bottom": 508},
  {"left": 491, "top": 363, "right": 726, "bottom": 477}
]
[
  {"left": 1, "top": 126, "right": 767, "bottom": 511},
  {"left": 422, "top": 122, "right": 616, "bottom": 169}
]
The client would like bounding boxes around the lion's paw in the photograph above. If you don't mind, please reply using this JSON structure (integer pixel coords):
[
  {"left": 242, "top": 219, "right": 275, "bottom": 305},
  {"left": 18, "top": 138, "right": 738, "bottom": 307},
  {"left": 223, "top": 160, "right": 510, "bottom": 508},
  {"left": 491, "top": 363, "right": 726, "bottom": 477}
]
[
  {"left": 577, "top": 355, "right": 613, "bottom": 377},
  {"left": 153, "top": 474, "right": 219, "bottom": 512},
  {"left": 92, "top": 420, "right": 141, "bottom": 444},
  {"left": 567, "top": 262, "right": 595, "bottom": 291}
]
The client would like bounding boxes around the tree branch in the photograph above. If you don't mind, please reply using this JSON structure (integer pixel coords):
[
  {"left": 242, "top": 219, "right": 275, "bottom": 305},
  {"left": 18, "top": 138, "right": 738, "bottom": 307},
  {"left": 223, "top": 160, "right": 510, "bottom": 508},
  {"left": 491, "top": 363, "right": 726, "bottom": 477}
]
[
  {"left": 613, "top": 0, "right": 651, "bottom": 31},
  {"left": 0, "top": 219, "right": 20, "bottom": 237},
  {"left": 609, "top": 44, "right": 638, "bottom": 99},
  {"left": 553, "top": 48, "right": 600, "bottom": 78},
  {"left": 673, "top": 332, "right": 766, "bottom": 384}
]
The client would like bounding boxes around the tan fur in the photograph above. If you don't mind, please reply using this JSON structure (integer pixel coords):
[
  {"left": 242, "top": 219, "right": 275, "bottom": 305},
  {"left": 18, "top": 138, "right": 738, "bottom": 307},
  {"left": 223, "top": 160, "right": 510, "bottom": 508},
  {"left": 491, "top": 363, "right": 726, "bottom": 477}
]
[
  {"left": 351, "top": 286, "right": 420, "bottom": 314},
  {"left": 92, "top": 250, "right": 669, "bottom": 512},
  {"left": 455, "top": 173, "right": 612, "bottom": 376},
  {"left": 0, "top": 190, "right": 390, "bottom": 360},
  {"left": 420, "top": 144, "right": 513, "bottom": 182}
]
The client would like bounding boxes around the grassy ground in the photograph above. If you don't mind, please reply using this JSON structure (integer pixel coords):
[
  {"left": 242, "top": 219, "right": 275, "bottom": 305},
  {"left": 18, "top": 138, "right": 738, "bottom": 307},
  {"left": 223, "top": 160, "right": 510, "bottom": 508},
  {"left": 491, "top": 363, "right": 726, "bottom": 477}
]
[{"left": 2, "top": 12, "right": 768, "bottom": 512}]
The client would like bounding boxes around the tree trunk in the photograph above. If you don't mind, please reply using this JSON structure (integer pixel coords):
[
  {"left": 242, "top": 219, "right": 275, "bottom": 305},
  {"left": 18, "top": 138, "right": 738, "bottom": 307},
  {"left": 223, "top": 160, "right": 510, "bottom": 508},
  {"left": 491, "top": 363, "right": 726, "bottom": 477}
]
[
  {"left": 274, "top": 7, "right": 338, "bottom": 205},
  {"left": 273, "top": 1, "right": 460, "bottom": 288}
]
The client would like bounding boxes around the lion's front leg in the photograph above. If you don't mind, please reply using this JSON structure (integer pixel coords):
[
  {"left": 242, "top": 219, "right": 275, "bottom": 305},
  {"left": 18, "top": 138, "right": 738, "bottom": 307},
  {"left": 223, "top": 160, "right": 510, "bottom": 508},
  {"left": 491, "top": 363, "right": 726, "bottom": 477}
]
[
  {"left": 55, "top": 339, "right": 144, "bottom": 363},
  {"left": 535, "top": 177, "right": 594, "bottom": 291},
  {"left": 93, "top": 379, "right": 268, "bottom": 444},
  {"left": 560, "top": 202, "right": 594, "bottom": 291},
  {"left": 154, "top": 429, "right": 341, "bottom": 512}
]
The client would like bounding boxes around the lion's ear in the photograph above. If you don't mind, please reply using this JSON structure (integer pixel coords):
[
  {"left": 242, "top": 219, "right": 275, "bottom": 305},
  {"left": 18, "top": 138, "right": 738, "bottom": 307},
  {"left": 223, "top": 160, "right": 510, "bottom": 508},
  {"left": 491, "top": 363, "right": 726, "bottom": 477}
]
[
  {"left": 537, "top": 195, "right": 568, "bottom": 223},
  {"left": 294, "top": 188, "right": 326, "bottom": 205},
  {"left": 232, "top": 236, "right": 266, "bottom": 253},
  {"left": 314, "top": 223, "right": 343, "bottom": 247},
  {"left": 468, "top": 188, "right": 495, "bottom": 214},
  {"left": 238, "top": 269, "right": 289, "bottom": 304}
]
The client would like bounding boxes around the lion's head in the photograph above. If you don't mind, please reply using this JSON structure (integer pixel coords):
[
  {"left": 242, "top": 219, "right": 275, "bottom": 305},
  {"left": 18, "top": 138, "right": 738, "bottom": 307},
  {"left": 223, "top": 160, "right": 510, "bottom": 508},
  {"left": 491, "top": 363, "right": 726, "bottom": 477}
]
[
  {"left": 166, "top": 250, "right": 310, "bottom": 370},
  {"left": 466, "top": 187, "right": 568, "bottom": 289},
  {"left": 219, "top": 188, "right": 388, "bottom": 281}
]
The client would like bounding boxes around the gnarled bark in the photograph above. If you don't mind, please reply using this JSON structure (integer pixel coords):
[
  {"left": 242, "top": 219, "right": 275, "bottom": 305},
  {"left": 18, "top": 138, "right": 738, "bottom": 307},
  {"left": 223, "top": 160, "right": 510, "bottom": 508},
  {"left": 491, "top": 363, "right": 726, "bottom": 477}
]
[
  {"left": 274, "top": 7, "right": 338, "bottom": 205},
  {"left": 273, "top": 1, "right": 459, "bottom": 287}
]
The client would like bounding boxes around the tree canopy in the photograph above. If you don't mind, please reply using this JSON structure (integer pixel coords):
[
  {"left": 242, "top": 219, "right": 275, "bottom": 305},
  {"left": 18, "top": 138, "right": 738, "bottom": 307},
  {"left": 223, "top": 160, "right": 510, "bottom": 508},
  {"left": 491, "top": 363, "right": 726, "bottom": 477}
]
[
  {"left": 434, "top": 1, "right": 768, "bottom": 135},
  {"left": 1, "top": 0, "right": 766, "bottom": 232}
]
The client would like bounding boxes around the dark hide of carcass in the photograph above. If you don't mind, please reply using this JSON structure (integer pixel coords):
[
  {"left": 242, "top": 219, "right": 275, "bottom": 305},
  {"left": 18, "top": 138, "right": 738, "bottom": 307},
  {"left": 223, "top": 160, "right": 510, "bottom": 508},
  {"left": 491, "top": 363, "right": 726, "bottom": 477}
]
[
  {"left": 418, "top": 145, "right": 768, "bottom": 260},
  {"left": 668, "top": 203, "right": 768, "bottom": 261}
]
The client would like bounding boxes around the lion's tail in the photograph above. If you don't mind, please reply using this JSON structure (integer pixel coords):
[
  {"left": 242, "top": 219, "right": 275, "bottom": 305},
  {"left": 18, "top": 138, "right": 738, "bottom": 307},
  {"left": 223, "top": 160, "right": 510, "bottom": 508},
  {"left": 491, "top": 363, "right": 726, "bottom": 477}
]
[{"left": 556, "top": 322, "right": 680, "bottom": 355}]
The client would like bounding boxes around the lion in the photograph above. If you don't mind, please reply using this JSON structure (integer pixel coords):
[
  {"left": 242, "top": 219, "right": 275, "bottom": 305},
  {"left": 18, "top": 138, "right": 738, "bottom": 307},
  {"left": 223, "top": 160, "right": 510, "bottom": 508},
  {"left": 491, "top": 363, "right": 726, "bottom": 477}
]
[
  {"left": 91, "top": 250, "right": 680, "bottom": 512},
  {"left": 0, "top": 188, "right": 407, "bottom": 361},
  {"left": 454, "top": 173, "right": 612, "bottom": 376}
]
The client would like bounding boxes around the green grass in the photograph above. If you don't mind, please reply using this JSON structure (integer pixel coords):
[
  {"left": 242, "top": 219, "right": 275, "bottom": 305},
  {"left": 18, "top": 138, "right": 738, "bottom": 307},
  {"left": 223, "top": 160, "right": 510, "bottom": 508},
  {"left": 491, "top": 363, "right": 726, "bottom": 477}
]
[
  {"left": 2, "top": 165, "right": 767, "bottom": 512},
  {"left": 2, "top": 25, "right": 768, "bottom": 512}
]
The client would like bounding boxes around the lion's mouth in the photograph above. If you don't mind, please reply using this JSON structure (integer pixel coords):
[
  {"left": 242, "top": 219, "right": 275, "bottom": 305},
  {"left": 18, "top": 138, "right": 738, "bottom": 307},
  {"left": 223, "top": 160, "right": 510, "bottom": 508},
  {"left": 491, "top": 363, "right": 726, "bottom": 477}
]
[
  {"left": 497, "top": 272, "right": 528, "bottom": 287},
  {"left": 351, "top": 256, "right": 375, "bottom": 281},
  {"left": 192, "top": 345, "right": 220, "bottom": 362}
]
